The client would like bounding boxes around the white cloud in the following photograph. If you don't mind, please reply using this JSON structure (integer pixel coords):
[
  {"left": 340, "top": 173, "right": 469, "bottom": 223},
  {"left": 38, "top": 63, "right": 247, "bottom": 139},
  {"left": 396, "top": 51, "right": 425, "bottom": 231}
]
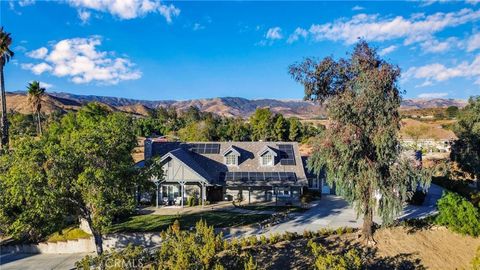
[
  {"left": 18, "top": 0, "right": 35, "bottom": 7},
  {"left": 192, "top": 23, "right": 205, "bottom": 31},
  {"left": 379, "top": 45, "right": 398, "bottom": 56},
  {"left": 39, "top": 81, "right": 53, "bottom": 89},
  {"left": 78, "top": 9, "right": 91, "bottom": 23},
  {"left": 404, "top": 54, "right": 480, "bottom": 85},
  {"left": 287, "top": 27, "right": 308, "bottom": 44},
  {"left": 352, "top": 5, "right": 364, "bottom": 11},
  {"left": 266, "top": 27, "right": 283, "bottom": 40},
  {"left": 66, "top": 0, "right": 180, "bottom": 22},
  {"left": 304, "top": 8, "right": 480, "bottom": 45},
  {"left": 23, "top": 36, "right": 141, "bottom": 85},
  {"left": 26, "top": 47, "right": 48, "bottom": 59},
  {"left": 467, "top": 33, "right": 480, "bottom": 52},
  {"left": 418, "top": 92, "right": 448, "bottom": 98},
  {"left": 420, "top": 37, "right": 462, "bottom": 53}
]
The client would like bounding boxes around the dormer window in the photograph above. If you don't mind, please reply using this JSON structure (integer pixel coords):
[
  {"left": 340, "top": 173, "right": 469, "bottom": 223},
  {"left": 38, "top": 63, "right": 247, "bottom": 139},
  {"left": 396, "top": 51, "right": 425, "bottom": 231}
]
[
  {"left": 225, "top": 154, "right": 237, "bottom": 166},
  {"left": 258, "top": 146, "right": 277, "bottom": 166},
  {"left": 223, "top": 146, "right": 241, "bottom": 166},
  {"left": 261, "top": 154, "right": 274, "bottom": 166}
]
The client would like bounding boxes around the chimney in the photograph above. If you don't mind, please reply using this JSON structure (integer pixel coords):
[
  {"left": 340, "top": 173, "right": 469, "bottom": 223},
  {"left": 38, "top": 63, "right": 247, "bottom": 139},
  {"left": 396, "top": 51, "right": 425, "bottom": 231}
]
[{"left": 144, "top": 138, "right": 153, "bottom": 161}]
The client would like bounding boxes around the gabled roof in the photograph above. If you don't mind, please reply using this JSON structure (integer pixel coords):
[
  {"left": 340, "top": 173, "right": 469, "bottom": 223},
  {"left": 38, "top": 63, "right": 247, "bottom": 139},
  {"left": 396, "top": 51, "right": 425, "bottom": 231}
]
[
  {"left": 222, "top": 145, "right": 241, "bottom": 156},
  {"left": 160, "top": 148, "right": 212, "bottom": 183},
  {"left": 257, "top": 146, "right": 277, "bottom": 157},
  {"left": 148, "top": 141, "right": 308, "bottom": 186}
]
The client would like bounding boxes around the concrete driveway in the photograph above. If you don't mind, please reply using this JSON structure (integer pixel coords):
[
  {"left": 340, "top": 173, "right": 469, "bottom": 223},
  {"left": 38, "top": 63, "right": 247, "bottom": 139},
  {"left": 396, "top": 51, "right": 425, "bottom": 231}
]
[
  {"left": 265, "top": 184, "right": 444, "bottom": 235},
  {"left": 0, "top": 252, "right": 92, "bottom": 270}
]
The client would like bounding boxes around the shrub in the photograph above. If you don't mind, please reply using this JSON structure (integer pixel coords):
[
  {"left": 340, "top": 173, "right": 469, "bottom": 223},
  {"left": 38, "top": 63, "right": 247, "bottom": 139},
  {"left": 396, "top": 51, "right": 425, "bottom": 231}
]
[
  {"left": 247, "top": 236, "right": 258, "bottom": 246},
  {"left": 308, "top": 240, "right": 363, "bottom": 270},
  {"left": 269, "top": 233, "right": 280, "bottom": 244},
  {"left": 75, "top": 244, "right": 152, "bottom": 270},
  {"left": 436, "top": 192, "right": 480, "bottom": 237},
  {"left": 244, "top": 255, "right": 258, "bottom": 270},
  {"left": 303, "top": 230, "right": 313, "bottom": 238},
  {"left": 472, "top": 246, "right": 480, "bottom": 270},
  {"left": 335, "top": 227, "right": 345, "bottom": 236},
  {"left": 260, "top": 235, "right": 267, "bottom": 245}
]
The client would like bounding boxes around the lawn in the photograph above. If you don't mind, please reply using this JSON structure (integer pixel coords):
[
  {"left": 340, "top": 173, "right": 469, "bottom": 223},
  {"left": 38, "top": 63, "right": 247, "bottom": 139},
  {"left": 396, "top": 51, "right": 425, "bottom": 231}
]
[
  {"left": 107, "top": 211, "right": 270, "bottom": 233},
  {"left": 47, "top": 227, "right": 91, "bottom": 242}
]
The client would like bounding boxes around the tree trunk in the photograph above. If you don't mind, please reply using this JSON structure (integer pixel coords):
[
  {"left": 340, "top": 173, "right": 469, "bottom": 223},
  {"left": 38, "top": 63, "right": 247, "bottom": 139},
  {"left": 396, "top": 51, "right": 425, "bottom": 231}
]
[
  {"left": 37, "top": 110, "right": 42, "bottom": 135},
  {"left": 0, "top": 64, "right": 9, "bottom": 151},
  {"left": 362, "top": 205, "right": 376, "bottom": 245},
  {"left": 92, "top": 230, "right": 104, "bottom": 255}
]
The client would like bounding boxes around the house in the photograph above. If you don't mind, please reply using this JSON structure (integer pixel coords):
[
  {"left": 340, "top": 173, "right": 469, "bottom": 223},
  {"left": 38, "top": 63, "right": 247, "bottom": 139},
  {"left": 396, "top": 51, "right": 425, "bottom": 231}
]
[{"left": 143, "top": 138, "right": 311, "bottom": 206}]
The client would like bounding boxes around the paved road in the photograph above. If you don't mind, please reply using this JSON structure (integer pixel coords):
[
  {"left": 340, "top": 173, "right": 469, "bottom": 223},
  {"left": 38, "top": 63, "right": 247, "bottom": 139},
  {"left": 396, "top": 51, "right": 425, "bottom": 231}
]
[
  {"left": 0, "top": 252, "right": 92, "bottom": 270},
  {"left": 263, "top": 183, "right": 444, "bottom": 235}
]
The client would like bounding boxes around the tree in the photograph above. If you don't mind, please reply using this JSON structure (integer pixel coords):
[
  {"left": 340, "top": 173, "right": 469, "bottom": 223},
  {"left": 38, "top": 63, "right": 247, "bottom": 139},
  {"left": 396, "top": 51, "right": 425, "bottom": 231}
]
[
  {"left": 450, "top": 97, "right": 480, "bottom": 190},
  {"left": 273, "top": 114, "right": 288, "bottom": 141},
  {"left": 249, "top": 108, "right": 274, "bottom": 141},
  {"left": 289, "top": 41, "right": 430, "bottom": 243},
  {"left": 26, "top": 81, "right": 46, "bottom": 135},
  {"left": 288, "top": 117, "right": 301, "bottom": 142},
  {"left": 0, "top": 27, "right": 14, "bottom": 151},
  {"left": 446, "top": 106, "right": 459, "bottom": 119}
]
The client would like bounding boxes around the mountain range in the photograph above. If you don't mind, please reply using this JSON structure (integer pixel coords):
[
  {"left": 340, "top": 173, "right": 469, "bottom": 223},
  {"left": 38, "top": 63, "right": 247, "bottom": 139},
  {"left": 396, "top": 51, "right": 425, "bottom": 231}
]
[{"left": 5, "top": 91, "right": 468, "bottom": 119}]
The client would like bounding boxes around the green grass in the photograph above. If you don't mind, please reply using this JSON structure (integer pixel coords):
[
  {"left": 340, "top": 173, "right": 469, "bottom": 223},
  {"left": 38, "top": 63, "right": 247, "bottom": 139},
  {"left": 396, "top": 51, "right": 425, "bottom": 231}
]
[
  {"left": 46, "top": 227, "right": 91, "bottom": 242},
  {"left": 238, "top": 205, "right": 306, "bottom": 213},
  {"left": 107, "top": 211, "right": 270, "bottom": 233}
]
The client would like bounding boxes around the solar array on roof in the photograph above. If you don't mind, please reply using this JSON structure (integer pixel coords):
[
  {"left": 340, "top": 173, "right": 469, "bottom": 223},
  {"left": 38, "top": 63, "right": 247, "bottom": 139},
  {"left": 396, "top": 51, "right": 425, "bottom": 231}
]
[
  {"left": 189, "top": 143, "right": 220, "bottom": 154},
  {"left": 224, "top": 172, "right": 296, "bottom": 182},
  {"left": 278, "top": 144, "right": 296, "bottom": 165}
]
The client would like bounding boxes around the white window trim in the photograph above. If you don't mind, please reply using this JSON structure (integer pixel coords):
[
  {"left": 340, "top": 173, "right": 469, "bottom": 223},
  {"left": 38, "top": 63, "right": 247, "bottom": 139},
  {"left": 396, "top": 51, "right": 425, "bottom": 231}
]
[
  {"left": 260, "top": 154, "right": 274, "bottom": 166},
  {"left": 225, "top": 154, "right": 238, "bottom": 166}
]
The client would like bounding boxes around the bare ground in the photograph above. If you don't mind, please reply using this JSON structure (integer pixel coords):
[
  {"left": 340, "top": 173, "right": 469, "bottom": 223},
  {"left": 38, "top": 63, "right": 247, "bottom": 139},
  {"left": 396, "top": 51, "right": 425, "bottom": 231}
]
[{"left": 240, "top": 226, "right": 479, "bottom": 269}]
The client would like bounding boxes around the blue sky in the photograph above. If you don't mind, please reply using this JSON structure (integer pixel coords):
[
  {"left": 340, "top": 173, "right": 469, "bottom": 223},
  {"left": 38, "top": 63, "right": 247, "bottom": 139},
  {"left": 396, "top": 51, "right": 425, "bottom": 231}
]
[{"left": 2, "top": 0, "right": 480, "bottom": 100}]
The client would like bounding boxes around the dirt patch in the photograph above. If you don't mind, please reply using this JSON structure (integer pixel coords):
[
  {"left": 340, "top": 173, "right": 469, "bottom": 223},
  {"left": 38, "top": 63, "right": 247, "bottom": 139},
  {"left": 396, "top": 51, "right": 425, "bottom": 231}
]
[{"left": 240, "top": 226, "right": 479, "bottom": 269}]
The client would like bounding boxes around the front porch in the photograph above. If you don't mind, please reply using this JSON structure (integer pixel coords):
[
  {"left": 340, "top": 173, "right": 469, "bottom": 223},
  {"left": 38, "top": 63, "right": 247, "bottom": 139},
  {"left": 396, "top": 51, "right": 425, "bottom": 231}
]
[{"left": 153, "top": 181, "right": 209, "bottom": 208}]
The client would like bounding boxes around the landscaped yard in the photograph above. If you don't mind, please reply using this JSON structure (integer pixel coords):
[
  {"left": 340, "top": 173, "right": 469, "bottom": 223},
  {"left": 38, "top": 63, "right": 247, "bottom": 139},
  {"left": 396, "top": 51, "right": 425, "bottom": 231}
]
[
  {"left": 107, "top": 211, "right": 270, "bottom": 233},
  {"left": 47, "top": 227, "right": 91, "bottom": 242}
]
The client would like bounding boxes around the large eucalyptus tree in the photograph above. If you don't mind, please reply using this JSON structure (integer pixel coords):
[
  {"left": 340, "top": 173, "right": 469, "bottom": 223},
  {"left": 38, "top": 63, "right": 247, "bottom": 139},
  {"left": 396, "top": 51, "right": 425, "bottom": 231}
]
[
  {"left": 289, "top": 41, "right": 430, "bottom": 243},
  {"left": 0, "top": 27, "right": 14, "bottom": 151}
]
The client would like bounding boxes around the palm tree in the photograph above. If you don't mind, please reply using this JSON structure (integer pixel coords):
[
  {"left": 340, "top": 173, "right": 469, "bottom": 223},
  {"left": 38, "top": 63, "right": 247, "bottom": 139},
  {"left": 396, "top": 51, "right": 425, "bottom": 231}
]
[
  {"left": 0, "top": 27, "right": 14, "bottom": 150},
  {"left": 27, "top": 81, "right": 46, "bottom": 135}
]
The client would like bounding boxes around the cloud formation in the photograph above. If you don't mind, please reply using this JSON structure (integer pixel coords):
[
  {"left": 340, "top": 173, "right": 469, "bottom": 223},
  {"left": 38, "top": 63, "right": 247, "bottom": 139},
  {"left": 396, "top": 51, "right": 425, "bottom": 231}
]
[
  {"left": 379, "top": 45, "right": 398, "bottom": 56},
  {"left": 404, "top": 54, "right": 480, "bottom": 85},
  {"left": 23, "top": 36, "right": 141, "bottom": 85},
  {"left": 288, "top": 8, "right": 480, "bottom": 46},
  {"left": 66, "top": 0, "right": 180, "bottom": 22},
  {"left": 266, "top": 27, "right": 283, "bottom": 40},
  {"left": 467, "top": 33, "right": 480, "bottom": 52}
]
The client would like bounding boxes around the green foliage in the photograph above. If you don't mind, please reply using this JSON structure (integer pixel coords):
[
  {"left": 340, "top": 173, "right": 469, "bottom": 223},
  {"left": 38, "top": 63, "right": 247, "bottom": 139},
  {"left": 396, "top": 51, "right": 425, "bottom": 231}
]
[
  {"left": 308, "top": 240, "right": 363, "bottom": 270},
  {"left": 157, "top": 219, "right": 224, "bottom": 270},
  {"left": 290, "top": 41, "right": 431, "bottom": 238},
  {"left": 243, "top": 255, "right": 258, "bottom": 270},
  {"left": 273, "top": 114, "right": 288, "bottom": 141},
  {"left": 0, "top": 103, "right": 139, "bottom": 251},
  {"left": 446, "top": 106, "right": 459, "bottom": 119},
  {"left": 472, "top": 246, "right": 480, "bottom": 270},
  {"left": 450, "top": 96, "right": 480, "bottom": 190},
  {"left": 435, "top": 191, "right": 480, "bottom": 237},
  {"left": 288, "top": 117, "right": 301, "bottom": 142},
  {"left": 26, "top": 80, "right": 46, "bottom": 135},
  {"left": 250, "top": 108, "right": 274, "bottom": 141}
]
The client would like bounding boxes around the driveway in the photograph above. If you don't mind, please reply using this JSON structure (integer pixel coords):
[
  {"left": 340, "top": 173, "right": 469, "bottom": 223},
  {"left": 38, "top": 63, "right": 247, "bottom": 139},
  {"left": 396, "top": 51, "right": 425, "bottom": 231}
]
[
  {"left": 0, "top": 252, "right": 92, "bottom": 270},
  {"left": 264, "top": 183, "right": 444, "bottom": 235}
]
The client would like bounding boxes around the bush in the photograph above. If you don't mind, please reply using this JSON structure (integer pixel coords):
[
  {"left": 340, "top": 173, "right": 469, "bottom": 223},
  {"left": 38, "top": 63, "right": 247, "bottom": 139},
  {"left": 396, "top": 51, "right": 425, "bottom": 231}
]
[
  {"left": 308, "top": 240, "right": 362, "bottom": 270},
  {"left": 472, "top": 246, "right": 480, "bottom": 270},
  {"left": 75, "top": 244, "right": 152, "bottom": 270},
  {"left": 436, "top": 192, "right": 480, "bottom": 237}
]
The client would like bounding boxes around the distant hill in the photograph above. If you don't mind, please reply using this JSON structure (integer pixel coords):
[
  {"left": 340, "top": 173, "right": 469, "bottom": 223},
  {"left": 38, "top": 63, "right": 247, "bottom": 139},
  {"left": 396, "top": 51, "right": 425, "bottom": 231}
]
[{"left": 5, "top": 91, "right": 468, "bottom": 119}]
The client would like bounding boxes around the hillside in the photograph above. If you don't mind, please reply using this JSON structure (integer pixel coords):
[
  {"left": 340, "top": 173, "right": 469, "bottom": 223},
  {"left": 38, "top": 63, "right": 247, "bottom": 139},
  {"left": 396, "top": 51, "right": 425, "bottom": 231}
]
[{"left": 5, "top": 92, "right": 468, "bottom": 119}]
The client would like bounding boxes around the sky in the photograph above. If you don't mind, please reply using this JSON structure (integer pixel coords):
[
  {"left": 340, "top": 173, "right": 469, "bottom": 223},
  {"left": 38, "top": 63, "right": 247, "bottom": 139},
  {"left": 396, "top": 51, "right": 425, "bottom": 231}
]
[{"left": 2, "top": 0, "right": 480, "bottom": 101}]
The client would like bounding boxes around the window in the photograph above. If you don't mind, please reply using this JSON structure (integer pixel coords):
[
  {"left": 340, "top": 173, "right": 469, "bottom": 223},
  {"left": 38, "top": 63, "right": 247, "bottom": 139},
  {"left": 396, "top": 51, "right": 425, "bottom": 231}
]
[
  {"left": 225, "top": 154, "right": 237, "bottom": 166},
  {"left": 275, "top": 187, "right": 290, "bottom": 197},
  {"left": 261, "top": 154, "right": 273, "bottom": 166}
]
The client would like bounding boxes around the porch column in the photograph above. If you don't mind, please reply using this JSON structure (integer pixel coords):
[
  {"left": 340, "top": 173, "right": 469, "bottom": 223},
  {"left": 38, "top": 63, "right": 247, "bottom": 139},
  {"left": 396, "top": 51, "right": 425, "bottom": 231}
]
[
  {"left": 180, "top": 181, "right": 185, "bottom": 208},
  {"left": 248, "top": 187, "right": 251, "bottom": 204},
  {"left": 154, "top": 180, "right": 161, "bottom": 208},
  {"left": 159, "top": 184, "right": 163, "bottom": 204},
  {"left": 201, "top": 183, "right": 206, "bottom": 207}
]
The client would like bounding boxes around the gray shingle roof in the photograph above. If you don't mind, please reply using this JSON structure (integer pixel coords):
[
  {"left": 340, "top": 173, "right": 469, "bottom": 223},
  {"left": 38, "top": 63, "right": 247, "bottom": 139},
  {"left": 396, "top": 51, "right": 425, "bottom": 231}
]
[{"left": 148, "top": 141, "right": 308, "bottom": 186}]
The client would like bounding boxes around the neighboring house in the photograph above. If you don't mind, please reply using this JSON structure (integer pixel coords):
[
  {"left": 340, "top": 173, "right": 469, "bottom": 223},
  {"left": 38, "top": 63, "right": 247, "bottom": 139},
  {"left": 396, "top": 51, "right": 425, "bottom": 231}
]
[
  {"left": 400, "top": 138, "right": 455, "bottom": 153},
  {"left": 142, "top": 138, "right": 310, "bottom": 205}
]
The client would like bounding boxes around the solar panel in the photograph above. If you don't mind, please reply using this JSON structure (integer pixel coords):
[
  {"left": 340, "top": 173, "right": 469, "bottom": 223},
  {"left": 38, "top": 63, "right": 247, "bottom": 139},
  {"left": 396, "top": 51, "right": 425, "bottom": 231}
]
[
  {"left": 189, "top": 143, "right": 220, "bottom": 154},
  {"left": 278, "top": 144, "right": 296, "bottom": 165},
  {"left": 224, "top": 172, "right": 296, "bottom": 183}
]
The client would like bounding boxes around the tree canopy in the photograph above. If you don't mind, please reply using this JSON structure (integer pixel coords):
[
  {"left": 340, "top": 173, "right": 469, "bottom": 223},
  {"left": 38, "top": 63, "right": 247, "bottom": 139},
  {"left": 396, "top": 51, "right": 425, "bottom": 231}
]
[{"left": 289, "top": 40, "right": 430, "bottom": 242}]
